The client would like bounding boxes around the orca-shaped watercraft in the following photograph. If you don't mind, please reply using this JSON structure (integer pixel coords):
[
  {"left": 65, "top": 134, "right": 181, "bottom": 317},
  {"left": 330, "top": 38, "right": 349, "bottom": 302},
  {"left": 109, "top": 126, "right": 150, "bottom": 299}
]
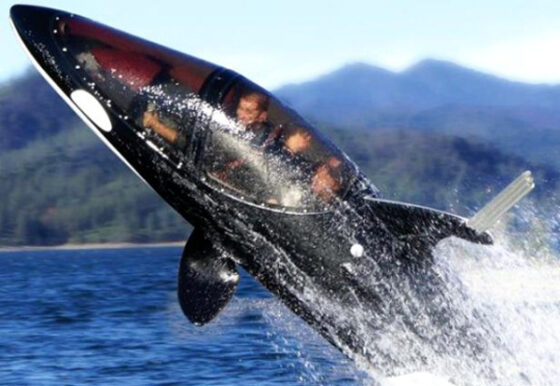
[{"left": 10, "top": 5, "right": 534, "bottom": 374}]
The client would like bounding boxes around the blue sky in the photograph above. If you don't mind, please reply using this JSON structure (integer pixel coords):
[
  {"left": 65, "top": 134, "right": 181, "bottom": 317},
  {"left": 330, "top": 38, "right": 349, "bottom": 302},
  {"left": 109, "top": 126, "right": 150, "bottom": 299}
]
[{"left": 3, "top": 0, "right": 560, "bottom": 88}]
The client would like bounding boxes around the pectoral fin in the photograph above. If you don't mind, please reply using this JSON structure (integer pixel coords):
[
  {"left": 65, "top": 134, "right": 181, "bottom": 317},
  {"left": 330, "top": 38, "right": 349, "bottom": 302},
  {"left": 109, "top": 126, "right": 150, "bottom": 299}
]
[{"left": 178, "top": 229, "right": 240, "bottom": 326}]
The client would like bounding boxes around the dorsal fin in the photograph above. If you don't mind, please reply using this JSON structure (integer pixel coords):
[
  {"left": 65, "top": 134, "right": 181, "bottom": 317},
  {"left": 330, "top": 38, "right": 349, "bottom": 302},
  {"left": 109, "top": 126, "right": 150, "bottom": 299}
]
[
  {"left": 178, "top": 229, "right": 240, "bottom": 326},
  {"left": 365, "top": 197, "right": 493, "bottom": 246}
]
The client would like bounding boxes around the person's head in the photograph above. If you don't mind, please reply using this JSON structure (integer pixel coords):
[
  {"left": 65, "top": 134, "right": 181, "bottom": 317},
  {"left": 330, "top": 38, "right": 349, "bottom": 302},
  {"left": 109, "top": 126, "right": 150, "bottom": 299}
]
[
  {"left": 236, "top": 90, "right": 269, "bottom": 127},
  {"left": 284, "top": 128, "right": 312, "bottom": 154}
]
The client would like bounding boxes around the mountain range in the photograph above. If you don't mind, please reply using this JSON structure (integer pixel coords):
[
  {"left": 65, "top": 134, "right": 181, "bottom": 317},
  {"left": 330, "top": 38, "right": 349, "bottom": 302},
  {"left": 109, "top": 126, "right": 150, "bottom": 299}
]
[{"left": 276, "top": 59, "right": 560, "bottom": 168}]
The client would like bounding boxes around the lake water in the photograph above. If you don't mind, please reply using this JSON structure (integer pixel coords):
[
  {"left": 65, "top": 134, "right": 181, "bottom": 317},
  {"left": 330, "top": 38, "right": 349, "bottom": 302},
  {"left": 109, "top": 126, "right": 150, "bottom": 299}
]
[
  {"left": 1, "top": 234, "right": 559, "bottom": 385},
  {"left": 0, "top": 247, "right": 368, "bottom": 385}
]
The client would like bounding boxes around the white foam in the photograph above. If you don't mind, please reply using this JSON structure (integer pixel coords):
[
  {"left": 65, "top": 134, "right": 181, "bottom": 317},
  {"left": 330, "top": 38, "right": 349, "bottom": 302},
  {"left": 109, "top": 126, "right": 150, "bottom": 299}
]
[{"left": 384, "top": 371, "right": 454, "bottom": 386}]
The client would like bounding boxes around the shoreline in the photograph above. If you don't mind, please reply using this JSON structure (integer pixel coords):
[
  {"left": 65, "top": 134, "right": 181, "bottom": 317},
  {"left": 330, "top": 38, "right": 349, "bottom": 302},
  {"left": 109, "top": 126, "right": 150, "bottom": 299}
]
[{"left": 0, "top": 241, "right": 185, "bottom": 253}]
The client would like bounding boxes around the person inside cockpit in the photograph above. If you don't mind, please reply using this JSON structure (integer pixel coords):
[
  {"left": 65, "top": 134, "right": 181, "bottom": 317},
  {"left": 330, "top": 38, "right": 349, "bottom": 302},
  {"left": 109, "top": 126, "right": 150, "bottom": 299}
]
[
  {"left": 234, "top": 90, "right": 279, "bottom": 148},
  {"left": 140, "top": 74, "right": 343, "bottom": 205},
  {"left": 311, "top": 156, "right": 343, "bottom": 202},
  {"left": 236, "top": 90, "right": 268, "bottom": 127},
  {"left": 143, "top": 88, "right": 280, "bottom": 150},
  {"left": 205, "top": 89, "right": 282, "bottom": 177},
  {"left": 279, "top": 127, "right": 343, "bottom": 203},
  {"left": 142, "top": 103, "right": 187, "bottom": 148}
]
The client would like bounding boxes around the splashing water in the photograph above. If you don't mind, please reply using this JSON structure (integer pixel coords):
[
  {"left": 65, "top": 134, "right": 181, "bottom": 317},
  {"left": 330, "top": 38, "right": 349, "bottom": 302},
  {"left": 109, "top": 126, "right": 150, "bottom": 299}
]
[
  {"left": 249, "top": 199, "right": 560, "bottom": 385},
  {"left": 432, "top": 201, "right": 560, "bottom": 385}
]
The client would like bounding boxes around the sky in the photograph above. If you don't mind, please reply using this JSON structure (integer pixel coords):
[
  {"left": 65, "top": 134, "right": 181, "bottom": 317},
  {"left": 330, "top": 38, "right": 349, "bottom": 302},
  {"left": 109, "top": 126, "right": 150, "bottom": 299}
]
[{"left": 2, "top": 0, "right": 560, "bottom": 89}]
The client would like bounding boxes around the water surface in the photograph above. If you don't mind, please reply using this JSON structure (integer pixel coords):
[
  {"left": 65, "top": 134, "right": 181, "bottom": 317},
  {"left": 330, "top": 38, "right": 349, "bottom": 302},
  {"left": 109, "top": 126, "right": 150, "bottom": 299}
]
[{"left": 0, "top": 247, "right": 367, "bottom": 385}]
